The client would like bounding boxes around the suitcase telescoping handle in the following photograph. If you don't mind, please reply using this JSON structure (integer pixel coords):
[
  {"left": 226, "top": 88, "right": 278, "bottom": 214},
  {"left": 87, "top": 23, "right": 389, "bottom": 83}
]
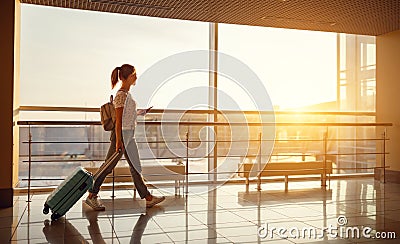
[{"left": 93, "top": 149, "right": 123, "bottom": 180}]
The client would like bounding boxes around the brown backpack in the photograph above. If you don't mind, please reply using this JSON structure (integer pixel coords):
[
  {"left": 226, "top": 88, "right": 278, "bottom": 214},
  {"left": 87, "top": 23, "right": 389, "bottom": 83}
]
[{"left": 100, "top": 95, "right": 115, "bottom": 131}]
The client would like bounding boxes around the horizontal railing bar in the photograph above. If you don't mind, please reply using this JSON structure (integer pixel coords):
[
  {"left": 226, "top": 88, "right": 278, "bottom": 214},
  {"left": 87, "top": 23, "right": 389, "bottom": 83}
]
[
  {"left": 22, "top": 159, "right": 108, "bottom": 163},
  {"left": 20, "top": 106, "right": 100, "bottom": 113},
  {"left": 18, "top": 106, "right": 377, "bottom": 116},
  {"left": 18, "top": 178, "right": 72, "bottom": 181},
  {"left": 331, "top": 167, "right": 383, "bottom": 170},
  {"left": 18, "top": 166, "right": 388, "bottom": 181},
  {"left": 22, "top": 141, "right": 110, "bottom": 144},
  {"left": 17, "top": 120, "right": 392, "bottom": 127},
  {"left": 187, "top": 167, "right": 387, "bottom": 174},
  {"left": 157, "top": 138, "right": 389, "bottom": 143},
  {"left": 205, "top": 152, "right": 390, "bottom": 157},
  {"left": 21, "top": 157, "right": 179, "bottom": 163},
  {"left": 100, "top": 166, "right": 387, "bottom": 174},
  {"left": 325, "top": 138, "right": 388, "bottom": 142},
  {"left": 215, "top": 152, "right": 390, "bottom": 157},
  {"left": 18, "top": 121, "right": 102, "bottom": 126},
  {"left": 21, "top": 156, "right": 184, "bottom": 163},
  {"left": 21, "top": 138, "right": 390, "bottom": 149},
  {"left": 269, "top": 153, "right": 388, "bottom": 157},
  {"left": 21, "top": 152, "right": 388, "bottom": 163},
  {"left": 324, "top": 152, "right": 388, "bottom": 156},
  {"left": 20, "top": 138, "right": 388, "bottom": 144},
  {"left": 267, "top": 138, "right": 388, "bottom": 142},
  {"left": 19, "top": 154, "right": 87, "bottom": 157}
]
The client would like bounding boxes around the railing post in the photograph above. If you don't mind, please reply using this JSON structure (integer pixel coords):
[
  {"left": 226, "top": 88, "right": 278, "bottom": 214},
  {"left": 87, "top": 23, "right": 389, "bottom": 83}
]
[
  {"left": 322, "top": 127, "right": 327, "bottom": 188},
  {"left": 27, "top": 125, "right": 32, "bottom": 202},
  {"left": 257, "top": 132, "right": 262, "bottom": 191},
  {"left": 383, "top": 128, "right": 387, "bottom": 183},
  {"left": 111, "top": 169, "right": 115, "bottom": 198},
  {"left": 185, "top": 131, "right": 189, "bottom": 195}
]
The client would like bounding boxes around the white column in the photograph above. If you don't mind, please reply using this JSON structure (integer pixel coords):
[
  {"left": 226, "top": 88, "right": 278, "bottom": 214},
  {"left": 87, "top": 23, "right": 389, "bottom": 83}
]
[
  {"left": 376, "top": 30, "right": 400, "bottom": 181},
  {"left": 0, "top": 0, "right": 20, "bottom": 208},
  {"left": 208, "top": 23, "right": 218, "bottom": 183}
]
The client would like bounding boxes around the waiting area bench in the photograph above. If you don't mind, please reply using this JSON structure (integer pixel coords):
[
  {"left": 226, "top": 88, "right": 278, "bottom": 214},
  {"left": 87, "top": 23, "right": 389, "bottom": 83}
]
[
  {"left": 238, "top": 161, "right": 332, "bottom": 191},
  {"left": 86, "top": 164, "right": 186, "bottom": 196}
]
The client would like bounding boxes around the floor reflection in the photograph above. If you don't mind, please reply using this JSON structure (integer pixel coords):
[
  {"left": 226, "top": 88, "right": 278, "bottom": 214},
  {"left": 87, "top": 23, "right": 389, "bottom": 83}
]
[
  {"left": 2, "top": 179, "right": 400, "bottom": 243},
  {"left": 42, "top": 218, "right": 88, "bottom": 244},
  {"left": 129, "top": 207, "right": 165, "bottom": 244},
  {"left": 84, "top": 205, "right": 165, "bottom": 244}
]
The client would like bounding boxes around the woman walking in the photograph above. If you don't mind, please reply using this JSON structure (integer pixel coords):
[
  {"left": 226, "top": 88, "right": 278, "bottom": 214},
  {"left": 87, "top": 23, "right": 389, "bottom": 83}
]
[{"left": 86, "top": 64, "right": 165, "bottom": 210}]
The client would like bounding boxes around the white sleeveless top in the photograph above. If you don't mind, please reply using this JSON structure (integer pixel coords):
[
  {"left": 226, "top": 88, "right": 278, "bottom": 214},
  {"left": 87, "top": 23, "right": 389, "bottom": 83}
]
[{"left": 113, "top": 90, "right": 137, "bottom": 130}]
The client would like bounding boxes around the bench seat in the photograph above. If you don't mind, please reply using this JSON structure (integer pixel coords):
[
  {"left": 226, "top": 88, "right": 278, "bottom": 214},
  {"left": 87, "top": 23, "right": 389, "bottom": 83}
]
[
  {"left": 238, "top": 161, "right": 332, "bottom": 191},
  {"left": 86, "top": 164, "right": 186, "bottom": 196}
]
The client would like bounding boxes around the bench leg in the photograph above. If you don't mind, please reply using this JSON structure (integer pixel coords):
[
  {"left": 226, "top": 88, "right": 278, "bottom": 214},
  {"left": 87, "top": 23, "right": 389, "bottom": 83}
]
[
  {"left": 328, "top": 174, "right": 331, "bottom": 189},
  {"left": 245, "top": 177, "right": 249, "bottom": 192},
  {"left": 285, "top": 175, "right": 289, "bottom": 192},
  {"left": 177, "top": 180, "right": 180, "bottom": 196},
  {"left": 133, "top": 188, "right": 137, "bottom": 199},
  {"left": 175, "top": 180, "right": 178, "bottom": 196},
  {"left": 321, "top": 174, "right": 327, "bottom": 188},
  {"left": 179, "top": 180, "right": 185, "bottom": 196},
  {"left": 179, "top": 180, "right": 182, "bottom": 196}
]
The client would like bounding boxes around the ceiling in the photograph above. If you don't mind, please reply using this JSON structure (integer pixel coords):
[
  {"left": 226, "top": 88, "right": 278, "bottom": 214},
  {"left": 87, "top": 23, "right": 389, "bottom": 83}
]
[{"left": 21, "top": 0, "right": 400, "bottom": 36}]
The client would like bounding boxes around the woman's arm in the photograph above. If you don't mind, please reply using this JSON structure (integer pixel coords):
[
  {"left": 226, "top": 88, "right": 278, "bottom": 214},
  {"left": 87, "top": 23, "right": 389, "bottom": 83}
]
[{"left": 115, "top": 107, "right": 124, "bottom": 152}]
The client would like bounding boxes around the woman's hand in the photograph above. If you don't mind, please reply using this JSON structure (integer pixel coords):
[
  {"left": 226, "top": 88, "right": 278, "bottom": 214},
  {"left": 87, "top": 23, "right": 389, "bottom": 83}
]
[
  {"left": 137, "top": 106, "right": 153, "bottom": 116},
  {"left": 137, "top": 109, "right": 145, "bottom": 116}
]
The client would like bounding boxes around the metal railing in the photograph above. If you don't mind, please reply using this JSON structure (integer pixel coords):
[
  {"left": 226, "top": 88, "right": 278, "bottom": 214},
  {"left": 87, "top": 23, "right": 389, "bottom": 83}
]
[{"left": 16, "top": 107, "right": 392, "bottom": 201}]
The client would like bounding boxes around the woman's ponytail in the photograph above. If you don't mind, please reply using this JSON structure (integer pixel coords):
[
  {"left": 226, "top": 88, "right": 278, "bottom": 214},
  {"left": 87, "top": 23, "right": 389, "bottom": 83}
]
[
  {"left": 111, "top": 67, "right": 120, "bottom": 89},
  {"left": 111, "top": 65, "right": 134, "bottom": 88}
]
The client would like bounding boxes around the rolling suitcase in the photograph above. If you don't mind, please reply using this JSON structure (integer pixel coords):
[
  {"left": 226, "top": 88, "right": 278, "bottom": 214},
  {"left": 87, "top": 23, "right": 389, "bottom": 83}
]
[{"left": 43, "top": 150, "right": 122, "bottom": 221}]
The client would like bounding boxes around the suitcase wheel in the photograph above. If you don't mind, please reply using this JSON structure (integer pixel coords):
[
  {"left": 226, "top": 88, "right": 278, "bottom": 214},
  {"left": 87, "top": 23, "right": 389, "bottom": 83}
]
[
  {"left": 44, "top": 219, "right": 50, "bottom": 227},
  {"left": 43, "top": 204, "right": 50, "bottom": 215},
  {"left": 51, "top": 213, "right": 61, "bottom": 221}
]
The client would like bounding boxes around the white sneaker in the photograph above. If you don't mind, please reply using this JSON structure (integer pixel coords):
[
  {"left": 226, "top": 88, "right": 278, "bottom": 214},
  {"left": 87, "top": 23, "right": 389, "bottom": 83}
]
[
  {"left": 85, "top": 196, "right": 105, "bottom": 211},
  {"left": 146, "top": 195, "right": 165, "bottom": 208}
]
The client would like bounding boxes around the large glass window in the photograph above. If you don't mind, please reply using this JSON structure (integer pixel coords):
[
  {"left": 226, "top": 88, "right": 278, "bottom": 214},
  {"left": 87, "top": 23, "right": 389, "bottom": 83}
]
[
  {"left": 20, "top": 5, "right": 208, "bottom": 120},
  {"left": 19, "top": 4, "right": 209, "bottom": 187},
  {"left": 219, "top": 24, "right": 337, "bottom": 111},
  {"left": 337, "top": 34, "right": 376, "bottom": 174},
  {"left": 18, "top": 4, "right": 379, "bottom": 188},
  {"left": 338, "top": 34, "right": 376, "bottom": 112}
]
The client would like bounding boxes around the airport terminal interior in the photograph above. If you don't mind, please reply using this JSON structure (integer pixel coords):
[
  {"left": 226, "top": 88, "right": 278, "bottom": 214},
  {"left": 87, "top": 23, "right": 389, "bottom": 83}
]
[{"left": 1, "top": 0, "right": 400, "bottom": 243}]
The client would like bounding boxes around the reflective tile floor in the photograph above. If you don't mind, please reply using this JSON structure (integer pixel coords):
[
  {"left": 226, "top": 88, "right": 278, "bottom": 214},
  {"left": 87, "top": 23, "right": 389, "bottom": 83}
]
[{"left": 1, "top": 178, "right": 400, "bottom": 243}]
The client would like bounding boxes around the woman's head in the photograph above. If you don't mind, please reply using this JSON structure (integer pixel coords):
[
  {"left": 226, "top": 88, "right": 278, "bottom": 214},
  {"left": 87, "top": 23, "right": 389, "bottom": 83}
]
[{"left": 111, "top": 64, "right": 137, "bottom": 89}]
